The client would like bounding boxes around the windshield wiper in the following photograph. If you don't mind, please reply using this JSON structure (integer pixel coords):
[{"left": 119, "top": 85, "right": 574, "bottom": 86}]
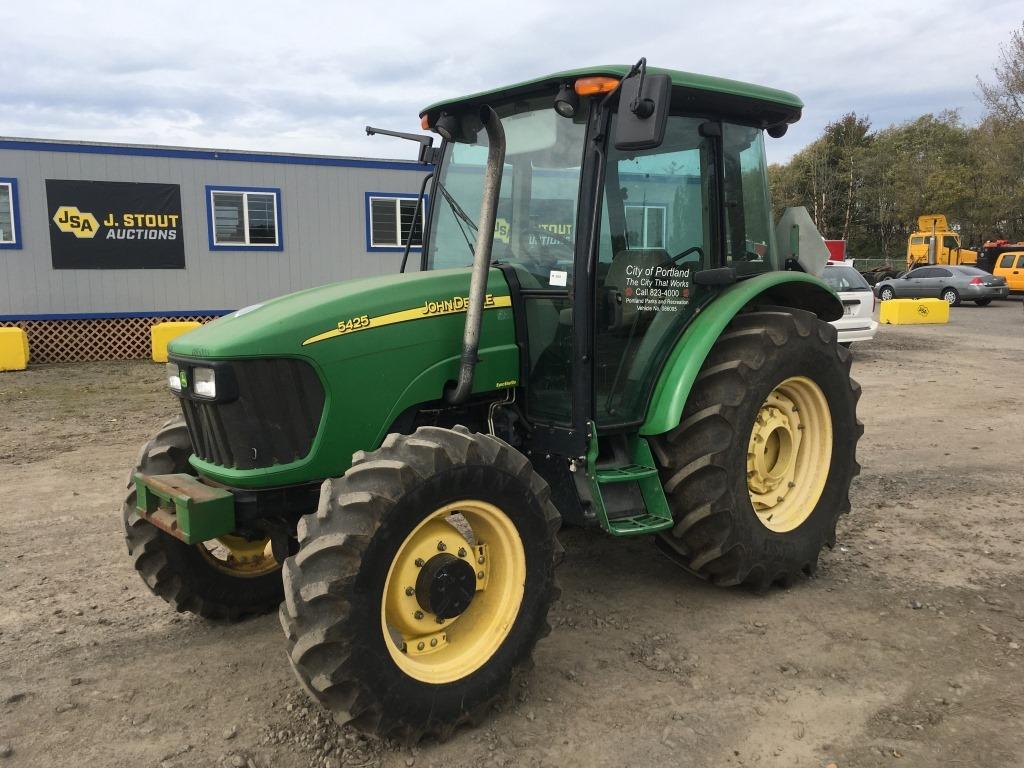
[{"left": 436, "top": 182, "right": 478, "bottom": 258}]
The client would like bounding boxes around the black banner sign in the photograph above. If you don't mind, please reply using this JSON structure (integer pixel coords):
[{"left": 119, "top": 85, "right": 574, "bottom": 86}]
[{"left": 46, "top": 180, "right": 185, "bottom": 269}]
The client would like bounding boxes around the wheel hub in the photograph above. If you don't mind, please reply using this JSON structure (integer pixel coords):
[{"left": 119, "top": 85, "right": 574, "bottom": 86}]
[
  {"left": 746, "top": 376, "right": 833, "bottom": 533},
  {"left": 197, "top": 534, "right": 279, "bottom": 577},
  {"left": 415, "top": 553, "right": 477, "bottom": 619},
  {"left": 746, "top": 402, "right": 797, "bottom": 497},
  {"left": 381, "top": 500, "right": 526, "bottom": 684}
]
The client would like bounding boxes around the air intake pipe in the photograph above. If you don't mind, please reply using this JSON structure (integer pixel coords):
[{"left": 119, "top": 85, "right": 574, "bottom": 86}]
[{"left": 445, "top": 106, "right": 506, "bottom": 405}]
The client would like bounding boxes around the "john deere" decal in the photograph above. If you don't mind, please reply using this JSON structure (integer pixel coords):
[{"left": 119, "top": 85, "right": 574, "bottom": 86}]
[{"left": 302, "top": 294, "right": 513, "bottom": 346}]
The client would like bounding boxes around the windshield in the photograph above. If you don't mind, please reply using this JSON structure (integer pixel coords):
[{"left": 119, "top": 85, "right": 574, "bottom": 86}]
[
  {"left": 425, "top": 96, "right": 588, "bottom": 287},
  {"left": 822, "top": 266, "right": 870, "bottom": 291}
]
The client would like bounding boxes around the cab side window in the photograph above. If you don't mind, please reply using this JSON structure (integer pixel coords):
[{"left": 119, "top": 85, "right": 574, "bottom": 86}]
[
  {"left": 723, "top": 125, "right": 774, "bottom": 275},
  {"left": 1017, "top": 255, "right": 1024, "bottom": 268},
  {"left": 999, "top": 254, "right": 1014, "bottom": 269}
]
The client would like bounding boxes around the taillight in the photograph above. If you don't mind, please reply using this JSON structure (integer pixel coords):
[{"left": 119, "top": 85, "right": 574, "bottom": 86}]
[{"left": 970, "top": 277, "right": 983, "bottom": 285}]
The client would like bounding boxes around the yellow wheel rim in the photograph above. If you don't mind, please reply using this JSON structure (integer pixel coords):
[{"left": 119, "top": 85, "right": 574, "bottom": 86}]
[
  {"left": 197, "top": 535, "right": 279, "bottom": 577},
  {"left": 381, "top": 500, "right": 526, "bottom": 684},
  {"left": 747, "top": 376, "right": 832, "bottom": 533}
]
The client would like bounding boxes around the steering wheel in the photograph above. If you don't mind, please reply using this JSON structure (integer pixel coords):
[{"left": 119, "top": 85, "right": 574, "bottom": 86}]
[
  {"left": 516, "top": 223, "right": 576, "bottom": 271},
  {"left": 659, "top": 245, "right": 704, "bottom": 269}
]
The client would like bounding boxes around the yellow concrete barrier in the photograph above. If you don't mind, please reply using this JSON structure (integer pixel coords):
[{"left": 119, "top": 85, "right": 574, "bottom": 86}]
[
  {"left": 879, "top": 298, "right": 949, "bottom": 325},
  {"left": 151, "top": 321, "right": 201, "bottom": 363},
  {"left": 0, "top": 327, "right": 29, "bottom": 371}
]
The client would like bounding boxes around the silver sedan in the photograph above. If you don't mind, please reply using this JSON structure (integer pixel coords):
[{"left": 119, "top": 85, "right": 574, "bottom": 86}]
[{"left": 875, "top": 265, "right": 1008, "bottom": 306}]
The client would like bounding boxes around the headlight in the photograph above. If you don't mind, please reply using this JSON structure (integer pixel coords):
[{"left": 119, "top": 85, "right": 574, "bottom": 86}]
[
  {"left": 167, "top": 362, "right": 182, "bottom": 392},
  {"left": 193, "top": 366, "right": 216, "bottom": 399}
]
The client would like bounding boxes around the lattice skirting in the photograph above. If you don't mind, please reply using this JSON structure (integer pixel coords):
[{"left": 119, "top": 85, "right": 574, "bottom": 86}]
[{"left": 0, "top": 316, "right": 220, "bottom": 363}]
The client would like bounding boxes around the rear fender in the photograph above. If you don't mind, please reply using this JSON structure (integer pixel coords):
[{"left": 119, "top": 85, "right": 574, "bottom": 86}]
[{"left": 639, "top": 272, "right": 841, "bottom": 436}]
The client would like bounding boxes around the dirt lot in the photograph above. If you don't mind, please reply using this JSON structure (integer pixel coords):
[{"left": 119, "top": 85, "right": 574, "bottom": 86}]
[{"left": 2, "top": 300, "right": 1023, "bottom": 768}]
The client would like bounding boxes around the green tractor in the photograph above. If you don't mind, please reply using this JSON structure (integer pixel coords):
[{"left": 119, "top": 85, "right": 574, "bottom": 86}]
[{"left": 124, "top": 61, "right": 860, "bottom": 741}]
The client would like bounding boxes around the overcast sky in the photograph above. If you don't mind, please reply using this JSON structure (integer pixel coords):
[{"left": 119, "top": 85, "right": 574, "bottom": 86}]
[{"left": 2, "top": 0, "right": 1020, "bottom": 164}]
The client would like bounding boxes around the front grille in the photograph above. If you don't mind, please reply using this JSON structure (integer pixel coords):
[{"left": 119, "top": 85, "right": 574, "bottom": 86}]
[{"left": 178, "top": 358, "right": 325, "bottom": 470}]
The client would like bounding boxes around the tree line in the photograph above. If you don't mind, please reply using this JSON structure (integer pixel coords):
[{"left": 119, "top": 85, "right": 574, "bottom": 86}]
[{"left": 769, "top": 21, "right": 1024, "bottom": 263}]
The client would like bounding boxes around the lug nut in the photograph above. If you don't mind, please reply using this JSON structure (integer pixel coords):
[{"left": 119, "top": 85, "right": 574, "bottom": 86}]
[
  {"left": 415, "top": 558, "right": 425, "bottom": 567},
  {"left": 458, "top": 548, "right": 467, "bottom": 558},
  {"left": 414, "top": 610, "right": 424, "bottom": 620},
  {"left": 477, "top": 555, "right": 485, "bottom": 564},
  {"left": 436, "top": 617, "right": 445, "bottom": 625},
  {"left": 477, "top": 571, "right": 485, "bottom": 579},
  {"left": 417, "top": 641, "right": 425, "bottom": 651},
  {"left": 405, "top": 586, "right": 415, "bottom": 596},
  {"left": 437, "top": 541, "right": 447, "bottom": 551},
  {"left": 430, "top": 638, "right": 438, "bottom": 647}
]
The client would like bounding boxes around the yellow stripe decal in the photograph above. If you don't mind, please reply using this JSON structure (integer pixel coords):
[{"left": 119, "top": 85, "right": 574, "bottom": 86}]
[{"left": 302, "top": 294, "right": 513, "bottom": 346}]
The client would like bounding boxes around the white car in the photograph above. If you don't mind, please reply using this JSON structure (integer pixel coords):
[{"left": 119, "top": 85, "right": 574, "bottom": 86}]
[{"left": 821, "top": 263, "right": 878, "bottom": 346}]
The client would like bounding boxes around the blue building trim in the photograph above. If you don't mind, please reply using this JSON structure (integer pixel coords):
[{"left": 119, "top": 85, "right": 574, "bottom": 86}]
[
  {"left": 0, "top": 309, "right": 234, "bottom": 322},
  {"left": 0, "top": 138, "right": 430, "bottom": 172},
  {"left": 0, "top": 177, "right": 22, "bottom": 250},
  {"left": 206, "top": 185, "right": 284, "bottom": 252},
  {"left": 364, "top": 191, "right": 428, "bottom": 253}
]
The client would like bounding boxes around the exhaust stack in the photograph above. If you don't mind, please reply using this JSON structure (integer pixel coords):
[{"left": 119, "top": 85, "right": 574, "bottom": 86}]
[{"left": 446, "top": 106, "right": 506, "bottom": 405}]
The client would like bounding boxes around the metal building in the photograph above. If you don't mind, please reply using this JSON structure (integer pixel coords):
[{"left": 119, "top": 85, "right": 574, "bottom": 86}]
[{"left": 0, "top": 137, "right": 430, "bottom": 361}]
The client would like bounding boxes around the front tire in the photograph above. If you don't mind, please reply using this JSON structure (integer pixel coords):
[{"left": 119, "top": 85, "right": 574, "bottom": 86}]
[
  {"left": 280, "top": 426, "right": 561, "bottom": 742},
  {"left": 879, "top": 286, "right": 895, "bottom": 301},
  {"left": 942, "top": 288, "right": 961, "bottom": 306},
  {"left": 650, "top": 310, "right": 862, "bottom": 590},
  {"left": 122, "top": 417, "right": 284, "bottom": 620}
]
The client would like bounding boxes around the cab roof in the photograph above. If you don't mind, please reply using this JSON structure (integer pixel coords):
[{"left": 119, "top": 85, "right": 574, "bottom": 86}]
[{"left": 421, "top": 64, "right": 804, "bottom": 129}]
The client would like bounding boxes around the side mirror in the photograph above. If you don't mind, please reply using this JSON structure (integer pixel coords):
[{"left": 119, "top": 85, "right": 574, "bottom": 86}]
[{"left": 613, "top": 73, "right": 671, "bottom": 151}]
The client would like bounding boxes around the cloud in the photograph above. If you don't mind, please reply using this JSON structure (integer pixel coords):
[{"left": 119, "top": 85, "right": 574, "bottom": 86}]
[{"left": 0, "top": 0, "right": 1019, "bottom": 161}]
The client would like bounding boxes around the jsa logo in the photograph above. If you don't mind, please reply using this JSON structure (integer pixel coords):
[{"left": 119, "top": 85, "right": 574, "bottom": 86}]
[{"left": 53, "top": 206, "right": 100, "bottom": 239}]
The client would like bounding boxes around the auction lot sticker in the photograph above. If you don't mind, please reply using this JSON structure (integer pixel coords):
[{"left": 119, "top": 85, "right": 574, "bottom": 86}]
[
  {"left": 623, "top": 263, "right": 692, "bottom": 312},
  {"left": 46, "top": 180, "right": 185, "bottom": 269}
]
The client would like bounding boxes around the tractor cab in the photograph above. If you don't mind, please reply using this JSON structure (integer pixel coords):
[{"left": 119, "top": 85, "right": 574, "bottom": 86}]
[
  {"left": 421, "top": 65, "right": 803, "bottom": 429},
  {"left": 416, "top": 63, "right": 828, "bottom": 532}
]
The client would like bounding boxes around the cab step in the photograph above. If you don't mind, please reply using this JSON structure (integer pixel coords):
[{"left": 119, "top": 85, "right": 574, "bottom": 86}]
[{"left": 584, "top": 424, "right": 673, "bottom": 537}]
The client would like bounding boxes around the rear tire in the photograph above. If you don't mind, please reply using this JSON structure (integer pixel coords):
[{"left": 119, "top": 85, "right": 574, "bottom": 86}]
[
  {"left": 942, "top": 288, "right": 961, "bottom": 306},
  {"left": 974, "top": 298, "right": 992, "bottom": 307},
  {"left": 650, "top": 310, "right": 862, "bottom": 590},
  {"left": 280, "top": 426, "right": 561, "bottom": 742},
  {"left": 122, "top": 417, "right": 284, "bottom": 620}
]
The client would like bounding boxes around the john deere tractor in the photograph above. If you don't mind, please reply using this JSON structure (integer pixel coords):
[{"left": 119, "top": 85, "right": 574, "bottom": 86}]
[{"left": 124, "top": 61, "right": 860, "bottom": 741}]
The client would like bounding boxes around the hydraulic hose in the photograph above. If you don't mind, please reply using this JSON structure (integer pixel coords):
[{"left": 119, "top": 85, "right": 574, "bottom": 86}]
[{"left": 445, "top": 106, "right": 505, "bottom": 405}]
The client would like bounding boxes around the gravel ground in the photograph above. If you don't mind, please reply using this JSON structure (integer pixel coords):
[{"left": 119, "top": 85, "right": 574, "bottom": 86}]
[{"left": 1, "top": 299, "right": 1022, "bottom": 767}]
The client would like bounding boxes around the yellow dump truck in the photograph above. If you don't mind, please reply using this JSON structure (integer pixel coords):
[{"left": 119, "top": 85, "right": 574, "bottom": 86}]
[{"left": 906, "top": 214, "right": 977, "bottom": 269}]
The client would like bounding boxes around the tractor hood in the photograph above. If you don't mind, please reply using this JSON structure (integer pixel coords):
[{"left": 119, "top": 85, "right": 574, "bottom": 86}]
[
  {"left": 168, "top": 267, "right": 512, "bottom": 363},
  {"left": 167, "top": 267, "right": 520, "bottom": 490}
]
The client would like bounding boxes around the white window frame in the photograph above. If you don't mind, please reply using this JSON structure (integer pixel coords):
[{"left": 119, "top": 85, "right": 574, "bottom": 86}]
[
  {"left": 207, "top": 186, "right": 282, "bottom": 250},
  {"left": 0, "top": 179, "right": 20, "bottom": 249},
  {"left": 367, "top": 193, "right": 426, "bottom": 252},
  {"left": 624, "top": 204, "right": 668, "bottom": 250}
]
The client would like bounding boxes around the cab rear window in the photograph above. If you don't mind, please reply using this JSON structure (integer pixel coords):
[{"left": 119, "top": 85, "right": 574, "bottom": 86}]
[{"left": 822, "top": 266, "right": 870, "bottom": 291}]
